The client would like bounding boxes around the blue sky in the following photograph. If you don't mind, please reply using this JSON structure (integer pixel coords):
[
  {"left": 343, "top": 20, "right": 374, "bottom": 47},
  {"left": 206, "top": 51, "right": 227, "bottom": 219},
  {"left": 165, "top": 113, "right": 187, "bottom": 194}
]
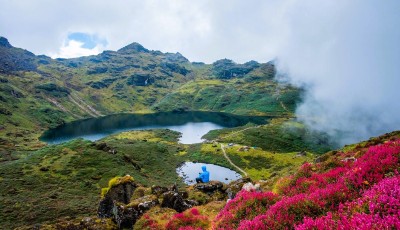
[
  {"left": 67, "top": 32, "right": 107, "bottom": 49},
  {"left": 0, "top": 0, "right": 400, "bottom": 144}
]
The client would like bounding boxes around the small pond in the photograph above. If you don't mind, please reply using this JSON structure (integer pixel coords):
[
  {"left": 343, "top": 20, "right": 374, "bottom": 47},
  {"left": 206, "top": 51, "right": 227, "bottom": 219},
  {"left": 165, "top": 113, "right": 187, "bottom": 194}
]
[
  {"left": 177, "top": 162, "right": 242, "bottom": 185},
  {"left": 40, "top": 111, "right": 269, "bottom": 144}
]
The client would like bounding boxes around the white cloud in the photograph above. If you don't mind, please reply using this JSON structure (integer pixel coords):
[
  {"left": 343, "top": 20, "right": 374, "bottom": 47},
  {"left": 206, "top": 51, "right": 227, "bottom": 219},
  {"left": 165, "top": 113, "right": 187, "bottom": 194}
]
[{"left": 50, "top": 39, "right": 103, "bottom": 59}]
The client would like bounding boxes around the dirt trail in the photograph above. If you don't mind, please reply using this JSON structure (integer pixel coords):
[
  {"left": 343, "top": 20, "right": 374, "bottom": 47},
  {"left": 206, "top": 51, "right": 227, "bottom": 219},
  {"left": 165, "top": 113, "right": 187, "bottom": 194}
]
[
  {"left": 213, "top": 126, "right": 262, "bottom": 177},
  {"left": 220, "top": 144, "right": 248, "bottom": 176}
]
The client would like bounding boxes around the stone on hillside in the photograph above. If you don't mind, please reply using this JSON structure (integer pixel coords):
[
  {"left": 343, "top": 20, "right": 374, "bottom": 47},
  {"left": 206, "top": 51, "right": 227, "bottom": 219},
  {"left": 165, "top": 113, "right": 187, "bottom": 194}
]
[
  {"left": 225, "top": 177, "right": 252, "bottom": 199},
  {"left": 98, "top": 176, "right": 137, "bottom": 218},
  {"left": 112, "top": 195, "right": 159, "bottom": 229},
  {"left": 242, "top": 182, "right": 261, "bottom": 192},
  {"left": 161, "top": 191, "right": 198, "bottom": 213},
  {"left": 194, "top": 181, "right": 224, "bottom": 194},
  {"left": 151, "top": 185, "right": 169, "bottom": 197}
]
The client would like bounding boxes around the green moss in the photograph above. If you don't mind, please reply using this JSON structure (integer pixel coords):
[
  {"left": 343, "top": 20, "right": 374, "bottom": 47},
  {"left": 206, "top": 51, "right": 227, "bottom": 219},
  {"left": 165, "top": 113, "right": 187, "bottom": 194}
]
[{"left": 101, "top": 175, "right": 135, "bottom": 197}]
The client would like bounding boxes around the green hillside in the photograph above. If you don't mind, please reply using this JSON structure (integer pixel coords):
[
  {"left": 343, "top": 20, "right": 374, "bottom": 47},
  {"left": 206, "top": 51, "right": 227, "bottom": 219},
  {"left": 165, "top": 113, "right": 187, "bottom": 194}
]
[
  {"left": 0, "top": 37, "right": 341, "bottom": 229},
  {"left": 0, "top": 37, "right": 300, "bottom": 153}
]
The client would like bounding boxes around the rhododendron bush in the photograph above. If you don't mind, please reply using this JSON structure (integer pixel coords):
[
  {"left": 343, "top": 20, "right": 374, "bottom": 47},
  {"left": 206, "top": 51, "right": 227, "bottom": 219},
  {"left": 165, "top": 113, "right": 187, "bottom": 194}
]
[
  {"left": 166, "top": 208, "right": 209, "bottom": 230},
  {"left": 214, "top": 190, "right": 279, "bottom": 229},
  {"left": 214, "top": 139, "right": 400, "bottom": 229}
]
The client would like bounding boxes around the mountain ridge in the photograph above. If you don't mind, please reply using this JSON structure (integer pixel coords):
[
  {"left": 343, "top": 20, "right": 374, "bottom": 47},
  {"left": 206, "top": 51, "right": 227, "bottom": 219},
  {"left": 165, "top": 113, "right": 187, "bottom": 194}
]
[{"left": 0, "top": 36, "right": 301, "bottom": 151}]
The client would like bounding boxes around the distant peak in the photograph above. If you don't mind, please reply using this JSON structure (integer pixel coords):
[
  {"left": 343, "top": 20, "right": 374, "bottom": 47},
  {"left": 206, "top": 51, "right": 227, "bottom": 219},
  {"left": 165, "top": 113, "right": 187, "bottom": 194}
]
[
  {"left": 117, "top": 42, "right": 149, "bottom": 54},
  {"left": 0, "top": 37, "right": 12, "bottom": 48},
  {"left": 164, "top": 52, "right": 189, "bottom": 63}
]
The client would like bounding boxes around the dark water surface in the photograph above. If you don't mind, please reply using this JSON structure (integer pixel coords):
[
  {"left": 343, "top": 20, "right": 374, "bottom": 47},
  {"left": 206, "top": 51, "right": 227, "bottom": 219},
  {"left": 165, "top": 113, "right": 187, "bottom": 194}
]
[{"left": 40, "top": 111, "right": 269, "bottom": 144}]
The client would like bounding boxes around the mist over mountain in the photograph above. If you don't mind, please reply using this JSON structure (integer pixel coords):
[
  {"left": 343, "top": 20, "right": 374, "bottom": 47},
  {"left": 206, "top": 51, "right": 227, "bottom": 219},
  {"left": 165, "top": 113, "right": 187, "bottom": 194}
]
[{"left": 274, "top": 1, "right": 400, "bottom": 144}]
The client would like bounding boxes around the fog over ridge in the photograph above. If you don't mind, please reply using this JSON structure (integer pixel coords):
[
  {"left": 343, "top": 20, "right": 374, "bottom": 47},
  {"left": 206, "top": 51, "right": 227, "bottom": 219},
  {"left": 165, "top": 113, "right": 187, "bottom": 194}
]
[{"left": 275, "top": 1, "right": 400, "bottom": 145}]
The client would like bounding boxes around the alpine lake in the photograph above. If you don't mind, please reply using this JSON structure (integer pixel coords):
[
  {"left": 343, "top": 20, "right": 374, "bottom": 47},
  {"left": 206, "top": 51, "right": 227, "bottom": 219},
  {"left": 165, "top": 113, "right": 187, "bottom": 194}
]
[{"left": 40, "top": 111, "right": 270, "bottom": 184}]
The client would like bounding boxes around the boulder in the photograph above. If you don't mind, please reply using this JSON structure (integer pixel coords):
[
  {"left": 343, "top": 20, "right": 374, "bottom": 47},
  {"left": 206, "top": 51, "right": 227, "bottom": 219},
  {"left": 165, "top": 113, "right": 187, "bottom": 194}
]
[
  {"left": 98, "top": 177, "right": 137, "bottom": 218},
  {"left": 161, "top": 191, "right": 197, "bottom": 213},
  {"left": 112, "top": 195, "right": 159, "bottom": 229},
  {"left": 112, "top": 204, "right": 139, "bottom": 229},
  {"left": 193, "top": 181, "right": 224, "bottom": 194},
  {"left": 242, "top": 182, "right": 261, "bottom": 192},
  {"left": 151, "top": 185, "right": 168, "bottom": 197},
  {"left": 225, "top": 177, "right": 252, "bottom": 199}
]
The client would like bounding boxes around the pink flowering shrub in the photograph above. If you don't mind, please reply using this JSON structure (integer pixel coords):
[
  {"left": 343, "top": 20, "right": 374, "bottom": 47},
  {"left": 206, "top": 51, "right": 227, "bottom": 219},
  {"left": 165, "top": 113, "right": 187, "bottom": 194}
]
[
  {"left": 296, "top": 175, "right": 400, "bottom": 230},
  {"left": 238, "top": 194, "right": 324, "bottom": 229},
  {"left": 165, "top": 208, "right": 209, "bottom": 230},
  {"left": 177, "top": 227, "right": 203, "bottom": 230},
  {"left": 214, "top": 190, "right": 279, "bottom": 229},
  {"left": 344, "top": 141, "right": 399, "bottom": 191},
  {"left": 297, "top": 212, "right": 400, "bottom": 230},
  {"left": 232, "top": 139, "right": 400, "bottom": 229},
  {"left": 136, "top": 214, "right": 162, "bottom": 229}
]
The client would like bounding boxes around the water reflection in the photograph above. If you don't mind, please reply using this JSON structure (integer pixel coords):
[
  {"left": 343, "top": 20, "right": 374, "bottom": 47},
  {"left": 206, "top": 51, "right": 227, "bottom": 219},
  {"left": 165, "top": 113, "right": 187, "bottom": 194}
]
[
  {"left": 177, "top": 162, "right": 242, "bottom": 185},
  {"left": 40, "top": 111, "right": 269, "bottom": 144}
]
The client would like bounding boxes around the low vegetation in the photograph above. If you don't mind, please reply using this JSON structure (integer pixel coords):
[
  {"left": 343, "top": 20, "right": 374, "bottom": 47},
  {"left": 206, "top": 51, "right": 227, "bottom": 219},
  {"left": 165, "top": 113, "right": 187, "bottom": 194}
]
[{"left": 1, "top": 37, "right": 398, "bottom": 229}]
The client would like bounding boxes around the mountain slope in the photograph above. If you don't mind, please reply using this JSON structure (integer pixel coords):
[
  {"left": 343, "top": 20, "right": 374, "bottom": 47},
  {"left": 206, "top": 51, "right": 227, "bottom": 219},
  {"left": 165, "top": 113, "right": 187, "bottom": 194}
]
[{"left": 0, "top": 36, "right": 301, "bottom": 152}]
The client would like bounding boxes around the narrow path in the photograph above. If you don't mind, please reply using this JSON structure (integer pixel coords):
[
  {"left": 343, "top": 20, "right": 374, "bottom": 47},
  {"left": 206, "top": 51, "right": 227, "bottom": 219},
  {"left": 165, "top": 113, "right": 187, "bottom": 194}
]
[
  {"left": 220, "top": 143, "right": 248, "bottom": 176},
  {"left": 212, "top": 125, "right": 263, "bottom": 177}
]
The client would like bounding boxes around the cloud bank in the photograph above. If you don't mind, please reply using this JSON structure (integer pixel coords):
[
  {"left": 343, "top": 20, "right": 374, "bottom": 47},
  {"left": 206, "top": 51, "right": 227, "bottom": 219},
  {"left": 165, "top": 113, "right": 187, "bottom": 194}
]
[
  {"left": 1, "top": 0, "right": 399, "bottom": 144},
  {"left": 274, "top": 1, "right": 400, "bottom": 144}
]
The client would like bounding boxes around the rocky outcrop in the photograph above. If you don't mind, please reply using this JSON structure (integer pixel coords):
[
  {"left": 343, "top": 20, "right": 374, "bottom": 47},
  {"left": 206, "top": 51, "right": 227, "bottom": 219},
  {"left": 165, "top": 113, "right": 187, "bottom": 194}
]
[
  {"left": 0, "top": 37, "right": 37, "bottom": 73},
  {"left": 225, "top": 177, "right": 252, "bottom": 199},
  {"left": 242, "top": 182, "right": 261, "bottom": 192},
  {"left": 117, "top": 42, "right": 149, "bottom": 54},
  {"left": 193, "top": 181, "right": 224, "bottom": 194},
  {"left": 212, "top": 59, "right": 259, "bottom": 79},
  {"left": 92, "top": 142, "right": 117, "bottom": 154},
  {"left": 97, "top": 175, "right": 199, "bottom": 229},
  {"left": 98, "top": 176, "right": 137, "bottom": 218},
  {"left": 151, "top": 185, "right": 169, "bottom": 196},
  {"left": 161, "top": 191, "right": 197, "bottom": 213},
  {"left": 126, "top": 73, "right": 154, "bottom": 86},
  {"left": 0, "top": 37, "right": 12, "bottom": 48},
  {"left": 112, "top": 195, "right": 159, "bottom": 229}
]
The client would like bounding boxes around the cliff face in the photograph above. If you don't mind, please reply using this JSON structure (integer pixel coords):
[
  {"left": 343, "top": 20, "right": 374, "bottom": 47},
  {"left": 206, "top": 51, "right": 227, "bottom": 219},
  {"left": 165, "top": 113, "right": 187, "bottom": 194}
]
[{"left": 0, "top": 37, "right": 37, "bottom": 73}]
